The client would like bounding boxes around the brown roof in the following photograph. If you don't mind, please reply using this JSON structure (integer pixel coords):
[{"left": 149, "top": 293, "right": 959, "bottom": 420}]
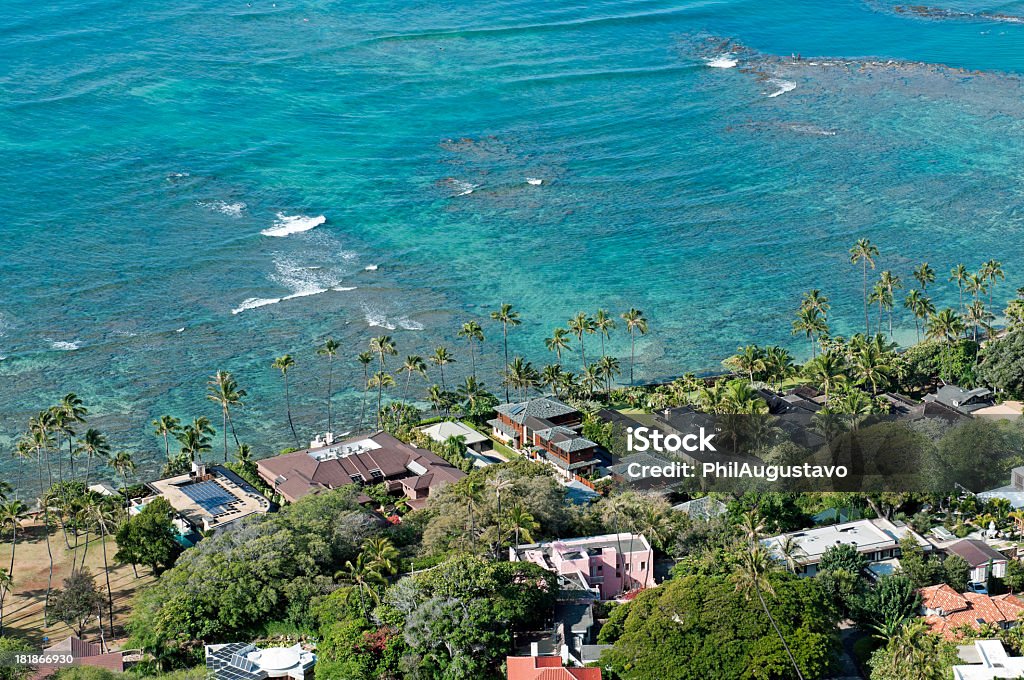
[
  {"left": 257, "top": 431, "right": 465, "bottom": 504},
  {"left": 920, "top": 587, "right": 1024, "bottom": 640},
  {"left": 945, "top": 539, "right": 1007, "bottom": 567},
  {"left": 34, "top": 638, "right": 123, "bottom": 680}
]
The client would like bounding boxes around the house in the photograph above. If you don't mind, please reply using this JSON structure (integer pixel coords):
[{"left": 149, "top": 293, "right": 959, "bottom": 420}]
[
  {"left": 255, "top": 431, "right": 465, "bottom": 509},
  {"left": 943, "top": 539, "right": 1008, "bottom": 584},
  {"left": 491, "top": 398, "right": 603, "bottom": 480},
  {"left": 919, "top": 585, "right": 1024, "bottom": 640},
  {"left": 206, "top": 643, "right": 316, "bottom": 680},
  {"left": 953, "top": 639, "right": 1024, "bottom": 679},
  {"left": 506, "top": 655, "right": 601, "bottom": 680},
  {"left": 762, "top": 518, "right": 931, "bottom": 577},
  {"left": 510, "top": 533, "right": 655, "bottom": 600},
  {"left": 138, "top": 463, "right": 272, "bottom": 534},
  {"left": 421, "top": 420, "right": 490, "bottom": 453},
  {"left": 923, "top": 385, "right": 995, "bottom": 416},
  {"left": 32, "top": 636, "right": 124, "bottom": 679},
  {"left": 671, "top": 496, "right": 728, "bottom": 520}
]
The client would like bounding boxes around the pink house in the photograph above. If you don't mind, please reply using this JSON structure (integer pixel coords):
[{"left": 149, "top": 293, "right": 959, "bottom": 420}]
[{"left": 509, "top": 533, "right": 655, "bottom": 600}]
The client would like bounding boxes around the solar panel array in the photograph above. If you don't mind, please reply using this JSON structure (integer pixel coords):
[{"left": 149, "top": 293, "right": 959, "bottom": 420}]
[
  {"left": 181, "top": 480, "right": 236, "bottom": 516},
  {"left": 206, "top": 644, "right": 264, "bottom": 680}
]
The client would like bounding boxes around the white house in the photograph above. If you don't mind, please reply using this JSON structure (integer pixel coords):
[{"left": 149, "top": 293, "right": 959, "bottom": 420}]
[
  {"left": 944, "top": 539, "right": 1008, "bottom": 584},
  {"left": 953, "top": 639, "right": 1024, "bottom": 679}
]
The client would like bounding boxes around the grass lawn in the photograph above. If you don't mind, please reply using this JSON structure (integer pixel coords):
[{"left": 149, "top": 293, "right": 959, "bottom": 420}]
[{"left": 0, "top": 519, "right": 155, "bottom": 646}]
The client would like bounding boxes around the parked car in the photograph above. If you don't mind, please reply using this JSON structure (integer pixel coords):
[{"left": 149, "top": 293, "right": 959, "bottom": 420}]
[{"left": 967, "top": 581, "right": 988, "bottom": 594}]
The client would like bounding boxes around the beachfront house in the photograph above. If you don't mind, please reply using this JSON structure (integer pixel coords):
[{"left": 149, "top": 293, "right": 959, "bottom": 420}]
[
  {"left": 509, "top": 533, "right": 655, "bottom": 600},
  {"left": 762, "top": 517, "right": 931, "bottom": 577},
  {"left": 255, "top": 431, "right": 465, "bottom": 509},
  {"left": 919, "top": 585, "right": 1024, "bottom": 640},
  {"left": 134, "top": 463, "right": 272, "bottom": 536},
  {"left": 206, "top": 643, "right": 316, "bottom": 680},
  {"left": 491, "top": 397, "right": 603, "bottom": 481},
  {"left": 943, "top": 539, "right": 1008, "bottom": 584}
]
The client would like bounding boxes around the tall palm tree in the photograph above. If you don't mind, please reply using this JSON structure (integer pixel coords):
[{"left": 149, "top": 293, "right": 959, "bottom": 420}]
[
  {"left": 852, "top": 343, "right": 892, "bottom": 395},
  {"left": 763, "top": 346, "right": 796, "bottom": 391},
  {"left": 76, "top": 428, "right": 110, "bottom": 492},
  {"left": 457, "top": 321, "right": 485, "bottom": 380},
  {"left": 27, "top": 415, "right": 56, "bottom": 618},
  {"left": 925, "top": 308, "right": 965, "bottom": 344},
  {"left": 427, "top": 384, "right": 447, "bottom": 419},
  {"left": 593, "top": 309, "right": 617, "bottom": 358},
  {"left": 490, "top": 304, "right": 521, "bottom": 403},
  {"left": 792, "top": 307, "right": 828, "bottom": 358},
  {"left": 207, "top": 370, "right": 246, "bottom": 461},
  {"left": 368, "top": 372, "right": 396, "bottom": 428},
  {"left": 965, "top": 273, "right": 987, "bottom": 306},
  {"left": 456, "top": 376, "right": 491, "bottom": 419},
  {"left": 545, "top": 328, "right": 572, "bottom": 366},
  {"left": 0, "top": 568, "right": 10, "bottom": 636},
  {"left": 965, "top": 300, "right": 994, "bottom": 342},
  {"left": 541, "top": 364, "right": 565, "bottom": 397},
  {"left": 89, "top": 495, "right": 118, "bottom": 632},
  {"left": 850, "top": 238, "right": 880, "bottom": 334},
  {"left": 398, "top": 355, "right": 428, "bottom": 406},
  {"left": 0, "top": 500, "right": 26, "bottom": 583},
  {"left": 981, "top": 259, "right": 1005, "bottom": 308},
  {"left": 504, "top": 357, "right": 539, "bottom": 401},
  {"left": 335, "top": 553, "right": 387, "bottom": 615},
  {"left": 800, "top": 289, "right": 830, "bottom": 317},
  {"left": 356, "top": 351, "right": 374, "bottom": 431},
  {"left": 58, "top": 393, "right": 87, "bottom": 481},
  {"left": 732, "top": 545, "right": 805, "bottom": 680},
  {"left": 568, "top": 312, "right": 596, "bottom": 373},
  {"left": 488, "top": 476, "right": 514, "bottom": 555},
  {"left": 271, "top": 355, "right": 299, "bottom": 446},
  {"left": 580, "top": 364, "right": 602, "bottom": 399},
  {"left": 903, "top": 289, "right": 934, "bottom": 343},
  {"left": 620, "top": 308, "right": 648, "bottom": 385},
  {"left": 912, "top": 262, "right": 935, "bottom": 292},
  {"left": 878, "top": 270, "right": 903, "bottom": 338},
  {"left": 504, "top": 504, "right": 538, "bottom": 547},
  {"left": 177, "top": 417, "right": 214, "bottom": 462},
  {"left": 430, "top": 346, "right": 454, "bottom": 392},
  {"left": 803, "top": 352, "right": 847, "bottom": 404},
  {"left": 151, "top": 416, "right": 181, "bottom": 462},
  {"left": 725, "top": 345, "right": 765, "bottom": 383},
  {"left": 949, "top": 263, "right": 970, "bottom": 313},
  {"left": 316, "top": 338, "right": 341, "bottom": 433},
  {"left": 235, "top": 443, "right": 253, "bottom": 466},
  {"left": 597, "top": 355, "right": 621, "bottom": 394},
  {"left": 777, "top": 535, "right": 806, "bottom": 574}
]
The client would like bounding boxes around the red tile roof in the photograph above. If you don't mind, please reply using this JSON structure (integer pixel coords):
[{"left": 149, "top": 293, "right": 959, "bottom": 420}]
[
  {"left": 919, "top": 586, "right": 1024, "bottom": 640},
  {"left": 507, "top": 656, "right": 601, "bottom": 680}
]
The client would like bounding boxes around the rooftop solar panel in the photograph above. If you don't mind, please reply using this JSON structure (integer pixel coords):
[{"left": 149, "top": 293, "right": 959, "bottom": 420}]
[{"left": 180, "top": 480, "right": 235, "bottom": 516}]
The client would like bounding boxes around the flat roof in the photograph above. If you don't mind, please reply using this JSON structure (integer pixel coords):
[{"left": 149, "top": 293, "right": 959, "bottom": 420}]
[
  {"left": 149, "top": 466, "right": 271, "bottom": 530},
  {"left": 763, "top": 518, "right": 928, "bottom": 563}
]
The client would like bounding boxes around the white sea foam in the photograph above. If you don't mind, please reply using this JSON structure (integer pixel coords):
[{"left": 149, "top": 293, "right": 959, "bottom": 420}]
[
  {"left": 261, "top": 213, "right": 326, "bottom": 237},
  {"left": 707, "top": 56, "right": 738, "bottom": 68},
  {"left": 167, "top": 171, "right": 190, "bottom": 179},
  {"left": 200, "top": 200, "right": 247, "bottom": 217},
  {"left": 766, "top": 79, "right": 797, "bottom": 97},
  {"left": 51, "top": 340, "right": 81, "bottom": 351},
  {"left": 452, "top": 180, "right": 478, "bottom": 196},
  {"left": 398, "top": 317, "right": 425, "bottom": 331},
  {"left": 332, "top": 286, "right": 357, "bottom": 292},
  {"left": 364, "top": 308, "right": 397, "bottom": 330},
  {"left": 364, "top": 264, "right": 379, "bottom": 271},
  {"left": 232, "top": 297, "right": 282, "bottom": 314},
  {"left": 176, "top": 327, "right": 185, "bottom": 333},
  {"left": 526, "top": 177, "right": 543, "bottom": 186}
]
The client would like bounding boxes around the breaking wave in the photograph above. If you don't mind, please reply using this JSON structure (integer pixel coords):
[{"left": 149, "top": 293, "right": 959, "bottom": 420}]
[{"left": 261, "top": 213, "right": 326, "bottom": 237}]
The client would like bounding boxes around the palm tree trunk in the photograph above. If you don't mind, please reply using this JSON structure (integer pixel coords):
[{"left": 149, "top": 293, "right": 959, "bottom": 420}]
[
  {"left": 863, "top": 261, "right": 869, "bottom": 334},
  {"left": 469, "top": 342, "right": 476, "bottom": 380},
  {"left": 359, "top": 367, "right": 369, "bottom": 430},
  {"left": 580, "top": 335, "right": 587, "bottom": 371},
  {"left": 284, "top": 375, "right": 299, "bottom": 446},
  {"left": 502, "top": 325, "right": 510, "bottom": 403},
  {"left": 629, "top": 330, "right": 636, "bottom": 385},
  {"left": 99, "top": 516, "right": 114, "bottom": 633},
  {"left": 755, "top": 583, "right": 804, "bottom": 680},
  {"left": 327, "top": 358, "right": 334, "bottom": 433},
  {"left": 222, "top": 409, "right": 229, "bottom": 462}
]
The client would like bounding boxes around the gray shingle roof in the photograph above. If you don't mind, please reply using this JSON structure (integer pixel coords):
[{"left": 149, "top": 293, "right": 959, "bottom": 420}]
[{"left": 495, "top": 397, "right": 577, "bottom": 424}]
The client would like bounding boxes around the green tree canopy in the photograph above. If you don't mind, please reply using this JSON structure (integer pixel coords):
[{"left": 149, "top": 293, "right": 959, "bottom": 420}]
[{"left": 114, "top": 497, "right": 183, "bottom": 575}]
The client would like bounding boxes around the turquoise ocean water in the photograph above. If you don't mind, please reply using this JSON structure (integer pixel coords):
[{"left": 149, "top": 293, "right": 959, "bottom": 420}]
[{"left": 2, "top": 0, "right": 1024, "bottom": 489}]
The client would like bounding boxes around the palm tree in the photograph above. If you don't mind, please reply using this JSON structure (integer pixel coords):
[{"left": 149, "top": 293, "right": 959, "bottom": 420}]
[
  {"left": 852, "top": 342, "right": 892, "bottom": 395},
  {"left": 457, "top": 321, "right": 485, "bottom": 380},
  {"left": 490, "top": 304, "right": 521, "bottom": 403},
  {"left": 725, "top": 345, "right": 765, "bottom": 383},
  {"left": 593, "top": 309, "right": 617, "bottom": 358},
  {"left": 878, "top": 270, "right": 903, "bottom": 338},
  {"left": 0, "top": 500, "right": 26, "bottom": 583},
  {"left": 567, "top": 312, "right": 596, "bottom": 372},
  {"left": 58, "top": 393, "right": 87, "bottom": 481},
  {"left": 981, "top": 259, "right": 1005, "bottom": 308},
  {"left": 177, "top": 417, "right": 214, "bottom": 462},
  {"left": 777, "top": 535, "right": 806, "bottom": 574},
  {"left": 207, "top": 370, "right": 246, "bottom": 461},
  {"left": 362, "top": 536, "right": 400, "bottom": 577},
  {"left": 965, "top": 273, "right": 987, "bottom": 306},
  {"left": 803, "top": 352, "right": 847, "bottom": 404},
  {"left": 732, "top": 545, "right": 805, "bottom": 680},
  {"left": 271, "top": 355, "right": 299, "bottom": 446},
  {"left": 540, "top": 364, "right": 565, "bottom": 397},
  {"left": 965, "top": 300, "right": 994, "bottom": 342},
  {"left": 335, "top": 553, "right": 387, "bottom": 615},
  {"left": 399, "top": 355, "right": 428, "bottom": 406},
  {"left": 504, "top": 357, "right": 539, "bottom": 401},
  {"left": 427, "top": 384, "right": 447, "bottom": 419},
  {"left": 368, "top": 372, "right": 396, "bottom": 428},
  {"left": 504, "top": 504, "right": 538, "bottom": 547},
  {"left": 316, "top": 338, "right": 341, "bottom": 433},
  {"left": 108, "top": 452, "right": 136, "bottom": 503},
  {"left": 763, "top": 346, "right": 796, "bottom": 390},
  {"left": 949, "top": 263, "right": 970, "bottom": 313},
  {"left": 912, "top": 262, "right": 935, "bottom": 292},
  {"left": 597, "top": 355, "right": 621, "bottom": 394},
  {"left": 580, "top": 364, "right": 602, "bottom": 399},
  {"left": 800, "top": 289, "right": 831, "bottom": 316},
  {"left": 430, "top": 346, "right": 454, "bottom": 392},
  {"left": 235, "top": 443, "right": 253, "bottom": 466},
  {"left": 545, "top": 328, "right": 573, "bottom": 368},
  {"left": 0, "top": 568, "right": 10, "bottom": 636},
  {"left": 903, "top": 289, "right": 935, "bottom": 343},
  {"left": 850, "top": 238, "right": 880, "bottom": 334},
  {"left": 357, "top": 351, "right": 374, "bottom": 430},
  {"left": 620, "top": 308, "right": 648, "bottom": 385},
  {"left": 88, "top": 495, "right": 118, "bottom": 632},
  {"left": 152, "top": 416, "right": 181, "bottom": 462},
  {"left": 76, "top": 428, "right": 110, "bottom": 491},
  {"left": 792, "top": 307, "right": 828, "bottom": 358},
  {"left": 455, "top": 376, "right": 491, "bottom": 420},
  {"left": 27, "top": 415, "right": 56, "bottom": 618},
  {"left": 925, "top": 308, "right": 965, "bottom": 344},
  {"left": 488, "top": 476, "right": 514, "bottom": 555}
]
